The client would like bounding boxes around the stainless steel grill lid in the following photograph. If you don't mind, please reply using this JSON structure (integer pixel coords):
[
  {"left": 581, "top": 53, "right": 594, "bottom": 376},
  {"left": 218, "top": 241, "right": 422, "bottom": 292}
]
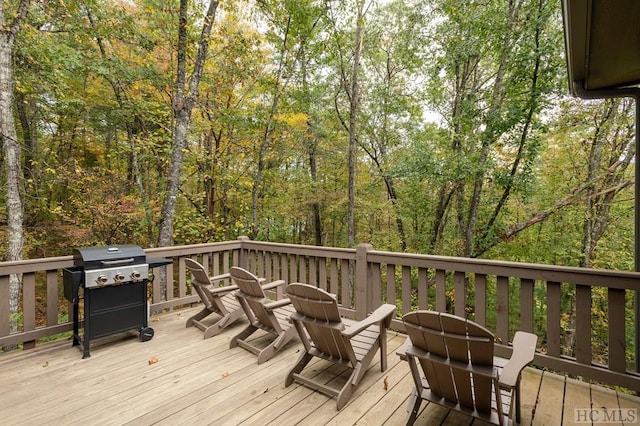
[{"left": 73, "top": 245, "right": 146, "bottom": 269}]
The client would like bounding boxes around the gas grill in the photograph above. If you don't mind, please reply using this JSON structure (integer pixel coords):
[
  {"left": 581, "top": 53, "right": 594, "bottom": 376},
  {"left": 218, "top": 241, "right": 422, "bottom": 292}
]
[{"left": 63, "top": 245, "right": 154, "bottom": 358}]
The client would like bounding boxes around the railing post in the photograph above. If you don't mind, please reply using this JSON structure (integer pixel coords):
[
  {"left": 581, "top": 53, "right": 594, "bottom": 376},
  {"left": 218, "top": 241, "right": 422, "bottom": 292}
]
[
  {"left": 355, "top": 243, "right": 373, "bottom": 320},
  {"left": 238, "top": 236, "right": 250, "bottom": 269}
]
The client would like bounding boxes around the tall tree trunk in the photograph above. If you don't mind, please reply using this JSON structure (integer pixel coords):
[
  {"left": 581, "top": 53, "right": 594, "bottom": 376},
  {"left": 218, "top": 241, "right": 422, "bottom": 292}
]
[
  {"left": 15, "top": 91, "right": 36, "bottom": 184},
  {"left": 85, "top": 7, "right": 155, "bottom": 241},
  {"left": 249, "top": 17, "right": 293, "bottom": 240},
  {"left": 463, "top": 1, "right": 521, "bottom": 257},
  {"left": 300, "top": 42, "right": 322, "bottom": 247},
  {"left": 157, "top": 0, "right": 218, "bottom": 294},
  {"left": 249, "top": 8, "right": 319, "bottom": 241},
  {"left": 347, "top": 0, "right": 365, "bottom": 248},
  {"left": 0, "top": 0, "right": 30, "bottom": 344}
]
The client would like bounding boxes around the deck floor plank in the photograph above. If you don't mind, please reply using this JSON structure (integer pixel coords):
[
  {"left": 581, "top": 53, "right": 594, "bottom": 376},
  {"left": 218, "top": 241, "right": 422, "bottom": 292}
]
[
  {"left": 2, "top": 306, "right": 640, "bottom": 426},
  {"left": 617, "top": 392, "right": 640, "bottom": 424},
  {"left": 532, "top": 371, "right": 566, "bottom": 426},
  {"left": 563, "top": 377, "right": 594, "bottom": 426},
  {"left": 591, "top": 384, "right": 624, "bottom": 425},
  {"left": 518, "top": 366, "right": 543, "bottom": 425}
]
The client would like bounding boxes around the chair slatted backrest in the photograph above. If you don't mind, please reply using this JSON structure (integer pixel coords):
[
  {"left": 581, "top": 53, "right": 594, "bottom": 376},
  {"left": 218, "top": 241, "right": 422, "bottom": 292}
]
[
  {"left": 404, "top": 311, "right": 495, "bottom": 414},
  {"left": 185, "top": 258, "right": 215, "bottom": 310},
  {"left": 286, "top": 283, "right": 355, "bottom": 364},
  {"left": 229, "top": 266, "right": 274, "bottom": 328}
]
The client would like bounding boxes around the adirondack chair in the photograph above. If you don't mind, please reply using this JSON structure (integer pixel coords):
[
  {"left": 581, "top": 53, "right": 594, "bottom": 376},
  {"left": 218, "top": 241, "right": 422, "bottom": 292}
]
[
  {"left": 400, "top": 311, "right": 537, "bottom": 426},
  {"left": 184, "top": 258, "right": 245, "bottom": 339},
  {"left": 229, "top": 266, "right": 297, "bottom": 364},
  {"left": 284, "top": 283, "right": 397, "bottom": 410}
]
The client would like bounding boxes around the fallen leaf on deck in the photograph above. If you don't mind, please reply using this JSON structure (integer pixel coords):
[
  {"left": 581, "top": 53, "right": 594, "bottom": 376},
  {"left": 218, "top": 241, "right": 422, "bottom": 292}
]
[
  {"left": 383, "top": 375, "right": 388, "bottom": 391},
  {"left": 152, "top": 316, "right": 161, "bottom": 322},
  {"left": 222, "top": 372, "right": 229, "bottom": 378},
  {"left": 42, "top": 361, "right": 49, "bottom": 368},
  {"left": 148, "top": 355, "right": 159, "bottom": 365}
]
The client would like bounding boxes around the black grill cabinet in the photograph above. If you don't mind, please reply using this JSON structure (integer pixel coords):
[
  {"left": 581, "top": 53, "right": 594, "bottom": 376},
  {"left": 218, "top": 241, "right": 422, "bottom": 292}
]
[{"left": 63, "top": 245, "right": 154, "bottom": 358}]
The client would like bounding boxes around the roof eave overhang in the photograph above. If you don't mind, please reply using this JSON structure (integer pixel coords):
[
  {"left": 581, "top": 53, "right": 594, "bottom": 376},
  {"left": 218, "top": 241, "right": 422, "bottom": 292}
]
[{"left": 562, "top": 0, "right": 640, "bottom": 98}]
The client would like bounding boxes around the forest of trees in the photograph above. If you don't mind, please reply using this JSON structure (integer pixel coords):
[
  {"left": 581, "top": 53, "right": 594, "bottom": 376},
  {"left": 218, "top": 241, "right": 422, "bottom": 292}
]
[{"left": 0, "top": 0, "right": 635, "bottom": 275}]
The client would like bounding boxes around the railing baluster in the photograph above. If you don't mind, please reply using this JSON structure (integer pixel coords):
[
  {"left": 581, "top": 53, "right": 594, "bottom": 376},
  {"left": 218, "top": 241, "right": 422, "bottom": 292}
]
[
  {"left": 289, "top": 254, "right": 297, "bottom": 283},
  {"left": 371, "top": 263, "right": 381, "bottom": 306},
  {"left": 402, "top": 266, "right": 412, "bottom": 315},
  {"left": 178, "top": 257, "right": 187, "bottom": 298},
  {"left": 319, "top": 257, "right": 327, "bottom": 291},
  {"left": 22, "top": 273, "right": 36, "bottom": 349},
  {"left": 341, "top": 259, "right": 351, "bottom": 308},
  {"left": 309, "top": 257, "right": 317, "bottom": 286},
  {"left": 418, "top": 267, "right": 428, "bottom": 310},
  {"left": 475, "top": 274, "right": 487, "bottom": 326},
  {"left": 436, "top": 269, "right": 446, "bottom": 312},
  {"left": 576, "top": 284, "right": 592, "bottom": 364},
  {"left": 330, "top": 258, "right": 339, "bottom": 296},
  {"left": 0, "top": 276, "right": 9, "bottom": 337},
  {"left": 386, "top": 264, "right": 396, "bottom": 310},
  {"left": 608, "top": 288, "right": 627, "bottom": 373},
  {"left": 454, "top": 271, "right": 466, "bottom": 318},
  {"left": 281, "top": 252, "right": 287, "bottom": 282},
  {"left": 547, "top": 281, "right": 562, "bottom": 358},
  {"left": 496, "top": 276, "right": 509, "bottom": 343},
  {"left": 46, "top": 270, "right": 59, "bottom": 326},
  {"left": 520, "top": 278, "right": 534, "bottom": 333}
]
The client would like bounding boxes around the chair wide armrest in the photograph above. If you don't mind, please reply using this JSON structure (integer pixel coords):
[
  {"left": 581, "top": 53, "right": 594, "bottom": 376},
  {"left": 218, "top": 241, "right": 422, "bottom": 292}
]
[
  {"left": 343, "top": 304, "right": 396, "bottom": 338},
  {"left": 499, "top": 331, "right": 538, "bottom": 388},
  {"left": 209, "top": 272, "right": 231, "bottom": 283},
  {"left": 396, "top": 336, "right": 412, "bottom": 361},
  {"left": 208, "top": 284, "right": 238, "bottom": 295},
  {"left": 261, "top": 279, "right": 286, "bottom": 291},
  {"left": 264, "top": 298, "right": 292, "bottom": 310}
]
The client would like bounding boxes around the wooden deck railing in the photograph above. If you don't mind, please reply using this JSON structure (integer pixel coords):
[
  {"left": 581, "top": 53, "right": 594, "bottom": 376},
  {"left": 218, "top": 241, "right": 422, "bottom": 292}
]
[{"left": 1, "top": 237, "right": 639, "bottom": 393}]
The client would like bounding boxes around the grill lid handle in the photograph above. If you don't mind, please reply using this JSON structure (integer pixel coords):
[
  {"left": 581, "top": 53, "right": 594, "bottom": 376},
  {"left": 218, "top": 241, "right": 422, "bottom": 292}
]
[{"left": 101, "top": 257, "right": 135, "bottom": 266}]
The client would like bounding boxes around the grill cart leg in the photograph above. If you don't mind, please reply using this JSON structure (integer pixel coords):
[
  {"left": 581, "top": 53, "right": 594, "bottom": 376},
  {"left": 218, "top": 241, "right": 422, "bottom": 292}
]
[{"left": 72, "top": 299, "right": 80, "bottom": 347}]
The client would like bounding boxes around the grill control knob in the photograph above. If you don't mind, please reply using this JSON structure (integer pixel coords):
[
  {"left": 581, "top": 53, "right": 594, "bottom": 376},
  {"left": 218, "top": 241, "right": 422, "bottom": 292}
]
[
  {"left": 130, "top": 271, "right": 142, "bottom": 281},
  {"left": 96, "top": 275, "right": 108, "bottom": 286},
  {"left": 113, "top": 273, "right": 126, "bottom": 282}
]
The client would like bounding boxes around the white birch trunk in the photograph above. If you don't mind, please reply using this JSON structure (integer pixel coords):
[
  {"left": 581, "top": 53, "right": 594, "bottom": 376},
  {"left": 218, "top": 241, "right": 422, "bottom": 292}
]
[
  {"left": 0, "top": 29, "right": 24, "bottom": 335},
  {"left": 157, "top": 1, "right": 218, "bottom": 297}
]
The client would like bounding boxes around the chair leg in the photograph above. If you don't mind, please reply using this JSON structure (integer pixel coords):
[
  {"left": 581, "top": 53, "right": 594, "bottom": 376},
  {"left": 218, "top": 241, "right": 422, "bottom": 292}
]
[
  {"left": 515, "top": 377, "right": 522, "bottom": 423},
  {"left": 202, "top": 309, "right": 244, "bottom": 339},
  {"left": 256, "top": 328, "right": 297, "bottom": 364},
  {"left": 203, "top": 323, "right": 222, "bottom": 339},
  {"left": 380, "top": 326, "right": 388, "bottom": 371},
  {"left": 230, "top": 324, "right": 258, "bottom": 349},
  {"left": 336, "top": 362, "right": 365, "bottom": 410},
  {"left": 186, "top": 308, "right": 211, "bottom": 327},
  {"left": 404, "top": 389, "right": 422, "bottom": 426},
  {"left": 257, "top": 343, "right": 277, "bottom": 364},
  {"left": 285, "top": 352, "right": 314, "bottom": 387},
  {"left": 336, "top": 382, "right": 355, "bottom": 411}
]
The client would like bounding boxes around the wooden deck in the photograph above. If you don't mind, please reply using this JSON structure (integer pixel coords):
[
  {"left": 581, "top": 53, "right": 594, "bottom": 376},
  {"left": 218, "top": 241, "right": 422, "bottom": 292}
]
[{"left": 2, "top": 306, "right": 639, "bottom": 425}]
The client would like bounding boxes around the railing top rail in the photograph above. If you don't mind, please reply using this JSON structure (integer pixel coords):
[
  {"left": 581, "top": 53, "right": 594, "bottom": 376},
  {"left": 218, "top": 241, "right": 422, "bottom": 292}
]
[
  {"left": 367, "top": 249, "right": 640, "bottom": 289},
  {"left": 145, "top": 241, "right": 242, "bottom": 257},
  {"left": 238, "top": 239, "right": 356, "bottom": 259},
  {"left": 0, "top": 255, "right": 74, "bottom": 275},
  {"left": 0, "top": 241, "right": 244, "bottom": 275},
  {"left": 2, "top": 239, "right": 639, "bottom": 289}
]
